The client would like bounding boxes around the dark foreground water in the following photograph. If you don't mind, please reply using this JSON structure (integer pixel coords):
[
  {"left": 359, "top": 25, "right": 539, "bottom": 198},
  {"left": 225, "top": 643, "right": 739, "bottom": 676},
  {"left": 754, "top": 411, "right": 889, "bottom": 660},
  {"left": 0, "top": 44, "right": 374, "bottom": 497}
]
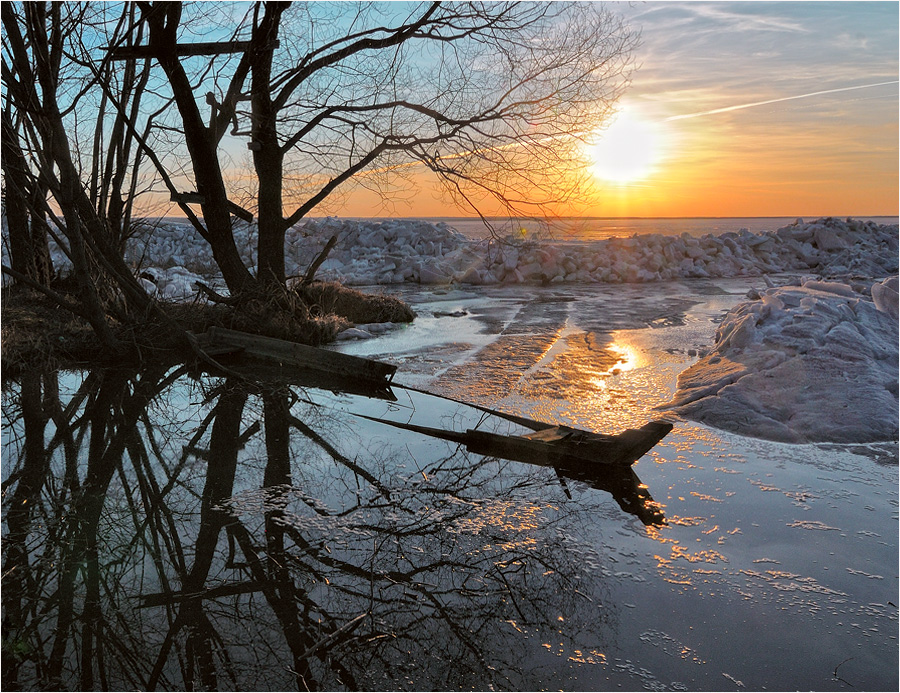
[{"left": 2, "top": 280, "right": 897, "bottom": 691}]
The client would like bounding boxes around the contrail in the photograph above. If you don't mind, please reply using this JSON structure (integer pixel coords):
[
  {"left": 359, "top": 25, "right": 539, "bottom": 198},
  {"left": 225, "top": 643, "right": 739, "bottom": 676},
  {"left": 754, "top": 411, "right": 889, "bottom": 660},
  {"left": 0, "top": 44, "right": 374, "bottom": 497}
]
[{"left": 665, "top": 80, "right": 899, "bottom": 121}]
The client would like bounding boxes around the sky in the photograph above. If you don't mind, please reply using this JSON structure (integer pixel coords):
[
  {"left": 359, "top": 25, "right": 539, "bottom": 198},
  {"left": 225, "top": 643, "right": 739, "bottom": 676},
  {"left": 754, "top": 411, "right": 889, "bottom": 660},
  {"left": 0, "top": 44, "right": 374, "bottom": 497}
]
[{"left": 335, "top": 1, "right": 899, "bottom": 219}]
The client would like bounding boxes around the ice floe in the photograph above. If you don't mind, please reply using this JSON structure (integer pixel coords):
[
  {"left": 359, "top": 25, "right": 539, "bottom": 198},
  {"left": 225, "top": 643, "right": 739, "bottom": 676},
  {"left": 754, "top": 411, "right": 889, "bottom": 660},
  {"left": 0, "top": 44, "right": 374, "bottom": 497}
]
[{"left": 660, "top": 276, "right": 899, "bottom": 443}]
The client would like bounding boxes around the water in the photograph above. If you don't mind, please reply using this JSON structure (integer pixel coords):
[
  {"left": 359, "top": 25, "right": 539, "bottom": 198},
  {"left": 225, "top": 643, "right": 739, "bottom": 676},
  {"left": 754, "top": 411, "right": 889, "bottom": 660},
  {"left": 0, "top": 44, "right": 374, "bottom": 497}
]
[{"left": 4, "top": 278, "right": 895, "bottom": 691}]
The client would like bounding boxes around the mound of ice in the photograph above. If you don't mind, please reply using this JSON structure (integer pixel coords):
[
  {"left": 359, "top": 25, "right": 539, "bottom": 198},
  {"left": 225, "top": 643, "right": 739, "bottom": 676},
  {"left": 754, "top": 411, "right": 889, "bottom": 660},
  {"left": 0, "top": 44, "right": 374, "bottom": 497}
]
[
  {"left": 284, "top": 216, "right": 897, "bottom": 287},
  {"left": 7, "top": 215, "right": 897, "bottom": 293},
  {"left": 660, "top": 277, "right": 899, "bottom": 443},
  {"left": 138, "top": 266, "right": 207, "bottom": 300},
  {"left": 285, "top": 217, "right": 471, "bottom": 285}
]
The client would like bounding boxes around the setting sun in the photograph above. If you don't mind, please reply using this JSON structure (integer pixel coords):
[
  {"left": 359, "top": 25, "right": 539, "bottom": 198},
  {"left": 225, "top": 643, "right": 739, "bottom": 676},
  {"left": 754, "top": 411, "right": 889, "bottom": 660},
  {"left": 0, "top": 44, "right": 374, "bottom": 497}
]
[{"left": 586, "top": 108, "right": 664, "bottom": 185}]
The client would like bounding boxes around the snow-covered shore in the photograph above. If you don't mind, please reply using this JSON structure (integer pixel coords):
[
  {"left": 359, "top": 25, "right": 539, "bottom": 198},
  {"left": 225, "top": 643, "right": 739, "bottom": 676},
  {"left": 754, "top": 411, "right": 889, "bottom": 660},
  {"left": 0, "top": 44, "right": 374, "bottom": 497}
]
[
  {"left": 4, "top": 214, "right": 897, "bottom": 444},
  {"left": 121, "top": 215, "right": 897, "bottom": 296},
  {"left": 660, "top": 276, "right": 899, "bottom": 443}
]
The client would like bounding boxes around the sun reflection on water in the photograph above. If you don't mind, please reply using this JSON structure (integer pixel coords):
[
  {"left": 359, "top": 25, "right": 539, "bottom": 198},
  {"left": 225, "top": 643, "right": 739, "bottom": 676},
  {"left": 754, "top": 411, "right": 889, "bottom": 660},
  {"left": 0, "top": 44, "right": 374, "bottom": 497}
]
[{"left": 606, "top": 342, "right": 640, "bottom": 374}]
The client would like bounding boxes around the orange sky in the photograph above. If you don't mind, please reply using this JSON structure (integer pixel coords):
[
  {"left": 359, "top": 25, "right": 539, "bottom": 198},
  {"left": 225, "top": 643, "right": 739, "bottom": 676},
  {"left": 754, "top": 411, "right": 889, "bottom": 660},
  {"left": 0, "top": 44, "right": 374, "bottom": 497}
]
[
  {"left": 144, "top": 2, "right": 898, "bottom": 221},
  {"left": 326, "top": 2, "right": 899, "bottom": 219}
]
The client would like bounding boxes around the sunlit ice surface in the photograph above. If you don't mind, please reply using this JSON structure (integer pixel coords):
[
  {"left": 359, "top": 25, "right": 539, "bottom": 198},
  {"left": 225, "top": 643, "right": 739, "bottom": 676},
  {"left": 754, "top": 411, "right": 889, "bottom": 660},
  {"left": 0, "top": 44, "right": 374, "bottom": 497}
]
[{"left": 586, "top": 105, "right": 666, "bottom": 185}]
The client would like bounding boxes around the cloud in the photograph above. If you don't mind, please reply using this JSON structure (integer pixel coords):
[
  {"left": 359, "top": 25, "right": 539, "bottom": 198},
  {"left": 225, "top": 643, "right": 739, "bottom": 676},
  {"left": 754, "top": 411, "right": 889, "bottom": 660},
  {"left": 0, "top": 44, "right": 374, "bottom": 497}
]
[
  {"left": 677, "top": 2, "right": 812, "bottom": 34},
  {"left": 665, "top": 80, "right": 900, "bottom": 122}
]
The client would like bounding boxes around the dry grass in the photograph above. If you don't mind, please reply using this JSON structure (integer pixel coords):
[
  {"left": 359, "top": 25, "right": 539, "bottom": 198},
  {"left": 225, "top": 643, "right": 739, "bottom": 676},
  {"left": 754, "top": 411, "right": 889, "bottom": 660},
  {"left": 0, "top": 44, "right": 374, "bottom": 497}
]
[
  {"left": 2, "top": 287, "right": 103, "bottom": 375},
  {"left": 294, "top": 281, "right": 416, "bottom": 324},
  {"left": 2, "top": 281, "right": 415, "bottom": 375}
]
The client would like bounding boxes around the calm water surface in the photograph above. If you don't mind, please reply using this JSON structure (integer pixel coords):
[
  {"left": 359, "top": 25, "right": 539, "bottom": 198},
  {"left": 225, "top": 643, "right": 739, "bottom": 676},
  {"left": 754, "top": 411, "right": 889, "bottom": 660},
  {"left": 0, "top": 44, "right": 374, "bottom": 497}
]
[{"left": 2, "top": 280, "right": 897, "bottom": 691}]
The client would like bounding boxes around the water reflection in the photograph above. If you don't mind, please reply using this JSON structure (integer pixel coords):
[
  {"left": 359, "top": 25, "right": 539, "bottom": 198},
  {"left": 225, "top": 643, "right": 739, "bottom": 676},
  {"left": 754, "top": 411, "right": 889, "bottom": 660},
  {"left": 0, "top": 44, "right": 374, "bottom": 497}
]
[{"left": 2, "top": 367, "right": 663, "bottom": 690}]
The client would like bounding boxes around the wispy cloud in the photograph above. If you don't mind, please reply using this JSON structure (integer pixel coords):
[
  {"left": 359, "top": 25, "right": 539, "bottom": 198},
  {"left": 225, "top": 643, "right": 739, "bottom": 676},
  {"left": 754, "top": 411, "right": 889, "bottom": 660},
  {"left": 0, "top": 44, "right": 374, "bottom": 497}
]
[
  {"left": 666, "top": 80, "right": 900, "bottom": 121},
  {"left": 677, "top": 3, "right": 812, "bottom": 35}
]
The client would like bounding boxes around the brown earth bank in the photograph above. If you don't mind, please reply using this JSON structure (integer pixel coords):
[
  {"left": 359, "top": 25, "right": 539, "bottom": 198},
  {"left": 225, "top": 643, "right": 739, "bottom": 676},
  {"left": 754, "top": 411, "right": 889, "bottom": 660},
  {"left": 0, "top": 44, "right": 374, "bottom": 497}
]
[{"left": 1, "top": 281, "right": 415, "bottom": 379}]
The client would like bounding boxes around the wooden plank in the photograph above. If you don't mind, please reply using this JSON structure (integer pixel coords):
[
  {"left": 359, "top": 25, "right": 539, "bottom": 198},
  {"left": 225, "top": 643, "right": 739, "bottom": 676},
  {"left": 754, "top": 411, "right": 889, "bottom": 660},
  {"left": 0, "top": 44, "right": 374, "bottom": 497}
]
[
  {"left": 354, "top": 413, "right": 667, "bottom": 525},
  {"left": 170, "top": 191, "right": 205, "bottom": 204},
  {"left": 169, "top": 192, "right": 254, "bottom": 221},
  {"left": 107, "top": 40, "right": 279, "bottom": 60},
  {"left": 394, "top": 383, "right": 555, "bottom": 431},
  {"left": 465, "top": 420, "right": 672, "bottom": 467},
  {"left": 197, "top": 326, "right": 397, "bottom": 383},
  {"left": 352, "top": 414, "right": 672, "bottom": 468},
  {"left": 520, "top": 426, "right": 612, "bottom": 444},
  {"left": 227, "top": 200, "right": 254, "bottom": 222}
]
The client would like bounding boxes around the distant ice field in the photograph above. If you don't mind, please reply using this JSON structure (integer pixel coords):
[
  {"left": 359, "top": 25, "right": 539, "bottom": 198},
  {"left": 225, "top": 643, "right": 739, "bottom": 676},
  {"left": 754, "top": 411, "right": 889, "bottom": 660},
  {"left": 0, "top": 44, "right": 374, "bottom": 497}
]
[
  {"left": 347, "top": 216, "right": 900, "bottom": 241},
  {"left": 145, "top": 215, "right": 899, "bottom": 242}
]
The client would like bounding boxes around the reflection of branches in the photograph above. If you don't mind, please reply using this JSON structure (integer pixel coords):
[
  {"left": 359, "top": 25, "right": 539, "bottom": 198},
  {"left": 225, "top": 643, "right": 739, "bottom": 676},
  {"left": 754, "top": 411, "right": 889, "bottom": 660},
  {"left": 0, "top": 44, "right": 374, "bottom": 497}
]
[
  {"left": 288, "top": 412, "right": 390, "bottom": 500},
  {"left": 2, "top": 365, "right": 189, "bottom": 689},
  {"left": 2, "top": 369, "right": 628, "bottom": 691}
]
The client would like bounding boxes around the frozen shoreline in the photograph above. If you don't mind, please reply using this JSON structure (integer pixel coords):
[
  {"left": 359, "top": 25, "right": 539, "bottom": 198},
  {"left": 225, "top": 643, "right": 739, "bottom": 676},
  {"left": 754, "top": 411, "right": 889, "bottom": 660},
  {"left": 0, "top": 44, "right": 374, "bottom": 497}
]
[
  {"left": 660, "top": 276, "right": 899, "bottom": 443},
  {"left": 3, "top": 215, "right": 898, "bottom": 445},
  {"left": 120, "top": 215, "right": 898, "bottom": 296}
]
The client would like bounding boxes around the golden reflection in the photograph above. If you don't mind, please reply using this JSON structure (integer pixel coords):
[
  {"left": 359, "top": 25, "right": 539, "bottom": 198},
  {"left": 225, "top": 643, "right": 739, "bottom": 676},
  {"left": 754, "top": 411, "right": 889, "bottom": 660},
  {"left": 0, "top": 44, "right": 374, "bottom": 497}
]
[
  {"left": 606, "top": 342, "right": 640, "bottom": 374},
  {"left": 568, "top": 649, "right": 607, "bottom": 664}
]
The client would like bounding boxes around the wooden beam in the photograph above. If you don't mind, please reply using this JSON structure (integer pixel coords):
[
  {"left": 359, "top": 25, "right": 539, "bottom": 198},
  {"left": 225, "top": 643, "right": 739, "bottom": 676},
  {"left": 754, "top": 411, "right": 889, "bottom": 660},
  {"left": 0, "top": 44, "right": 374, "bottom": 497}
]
[
  {"left": 170, "top": 192, "right": 254, "bottom": 222},
  {"left": 106, "top": 40, "right": 279, "bottom": 60},
  {"left": 227, "top": 201, "right": 254, "bottom": 223},
  {"left": 170, "top": 191, "right": 205, "bottom": 205},
  {"left": 194, "top": 327, "right": 398, "bottom": 384}
]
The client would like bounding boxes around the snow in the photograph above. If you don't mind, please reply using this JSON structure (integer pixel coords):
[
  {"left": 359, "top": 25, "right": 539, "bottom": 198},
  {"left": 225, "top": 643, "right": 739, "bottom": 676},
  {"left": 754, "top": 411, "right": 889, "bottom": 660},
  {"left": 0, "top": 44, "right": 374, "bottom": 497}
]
[
  {"left": 660, "top": 276, "right": 899, "bottom": 443},
  {"left": 14, "top": 215, "right": 895, "bottom": 292},
  {"left": 3, "top": 214, "right": 897, "bottom": 444},
  {"left": 283, "top": 215, "right": 896, "bottom": 286}
]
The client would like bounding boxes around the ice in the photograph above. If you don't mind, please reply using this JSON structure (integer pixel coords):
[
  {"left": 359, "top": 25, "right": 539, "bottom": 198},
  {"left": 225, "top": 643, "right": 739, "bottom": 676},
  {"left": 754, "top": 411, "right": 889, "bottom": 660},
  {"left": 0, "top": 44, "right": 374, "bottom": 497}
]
[
  {"left": 660, "top": 277, "right": 899, "bottom": 443},
  {"left": 871, "top": 276, "right": 899, "bottom": 320},
  {"left": 15, "top": 215, "right": 895, "bottom": 291}
]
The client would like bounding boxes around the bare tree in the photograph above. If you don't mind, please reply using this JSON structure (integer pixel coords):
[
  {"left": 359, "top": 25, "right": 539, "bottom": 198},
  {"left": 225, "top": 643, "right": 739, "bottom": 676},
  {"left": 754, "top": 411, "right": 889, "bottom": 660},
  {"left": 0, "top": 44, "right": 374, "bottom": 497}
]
[
  {"left": 133, "top": 1, "right": 636, "bottom": 291},
  {"left": 1, "top": 2, "right": 172, "bottom": 348},
  {"left": 2, "top": 1, "right": 635, "bottom": 349}
]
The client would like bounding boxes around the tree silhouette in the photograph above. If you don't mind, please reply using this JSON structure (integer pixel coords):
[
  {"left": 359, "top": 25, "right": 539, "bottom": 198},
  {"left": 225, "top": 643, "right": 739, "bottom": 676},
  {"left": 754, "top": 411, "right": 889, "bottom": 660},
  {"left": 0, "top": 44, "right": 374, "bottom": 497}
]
[{"left": 2, "top": 1, "right": 637, "bottom": 345}]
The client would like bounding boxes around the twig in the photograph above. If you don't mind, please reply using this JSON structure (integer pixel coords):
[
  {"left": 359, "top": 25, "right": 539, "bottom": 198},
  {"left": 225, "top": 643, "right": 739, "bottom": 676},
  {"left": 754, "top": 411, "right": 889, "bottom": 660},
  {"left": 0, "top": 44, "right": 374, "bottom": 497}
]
[
  {"left": 302, "top": 234, "right": 337, "bottom": 284},
  {"left": 296, "top": 612, "right": 368, "bottom": 661},
  {"left": 193, "top": 280, "right": 237, "bottom": 304},
  {"left": 833, "top": 657, "right": 855, "bottom": 687}
]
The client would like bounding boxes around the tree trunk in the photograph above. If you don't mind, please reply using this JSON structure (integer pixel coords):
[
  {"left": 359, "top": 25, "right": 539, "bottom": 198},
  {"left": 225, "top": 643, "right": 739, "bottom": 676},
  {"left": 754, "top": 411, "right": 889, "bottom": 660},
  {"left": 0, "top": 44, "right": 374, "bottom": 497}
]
[
  {"left": 1, "top": 105, "right": 53, "bottom": 285},
  {"left": 144, "top": 1, "right": 254, "bottom": 295},
  {"left": 251, "top": 3, "right": 288, "bottom": 288}
]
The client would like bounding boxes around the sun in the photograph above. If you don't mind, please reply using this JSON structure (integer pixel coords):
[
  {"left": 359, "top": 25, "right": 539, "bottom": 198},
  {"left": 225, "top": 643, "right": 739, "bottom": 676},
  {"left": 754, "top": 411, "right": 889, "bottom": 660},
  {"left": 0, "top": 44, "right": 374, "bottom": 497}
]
[{"left": 586, "top": 108, "right": 663, "bottom": 185}]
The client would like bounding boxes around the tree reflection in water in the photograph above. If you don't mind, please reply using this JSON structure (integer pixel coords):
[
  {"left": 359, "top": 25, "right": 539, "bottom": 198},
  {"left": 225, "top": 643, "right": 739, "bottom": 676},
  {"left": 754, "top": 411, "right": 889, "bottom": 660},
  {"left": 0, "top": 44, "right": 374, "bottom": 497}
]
[{"left": 2, "top": 367, "right": 662, "bottom": 690}]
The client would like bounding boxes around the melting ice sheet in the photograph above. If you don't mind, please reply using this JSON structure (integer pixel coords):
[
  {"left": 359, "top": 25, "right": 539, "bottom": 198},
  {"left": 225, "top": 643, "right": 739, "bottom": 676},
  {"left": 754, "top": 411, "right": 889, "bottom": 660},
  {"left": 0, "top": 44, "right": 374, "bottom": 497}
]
[{"left": 663, "top": 277, "right": 899, "bottom": 443}]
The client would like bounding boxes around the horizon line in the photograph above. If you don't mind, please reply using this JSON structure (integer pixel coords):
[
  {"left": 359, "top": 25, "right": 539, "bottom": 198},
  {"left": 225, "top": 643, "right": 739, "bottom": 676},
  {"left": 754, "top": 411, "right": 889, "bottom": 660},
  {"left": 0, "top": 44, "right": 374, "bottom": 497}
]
[{"left": 144, "top": 213, "right": 899, "bottom": 221}]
